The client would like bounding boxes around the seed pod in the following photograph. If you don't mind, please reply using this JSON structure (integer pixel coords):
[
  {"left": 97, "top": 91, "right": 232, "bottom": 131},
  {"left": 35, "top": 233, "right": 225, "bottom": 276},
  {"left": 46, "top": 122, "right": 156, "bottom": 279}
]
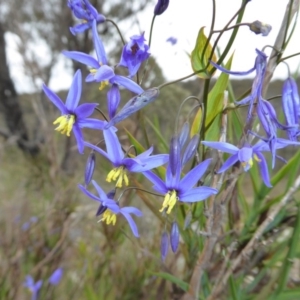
[
  {"left": 249, "top": 20, "right": 272, "bottom": 36},
  {"left": 179, "top": 122, "right": 189, "bottom": 148},
  {"left": 182, "top": 134, "right": 200, "bottom": 166}
]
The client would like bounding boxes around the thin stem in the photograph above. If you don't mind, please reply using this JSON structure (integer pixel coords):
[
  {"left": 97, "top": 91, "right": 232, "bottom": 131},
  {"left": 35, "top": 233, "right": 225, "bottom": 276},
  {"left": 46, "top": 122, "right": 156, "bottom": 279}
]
[
  {"left": 117, "top": 186, "right": 164, "bottom": 203},
  {"left": 212, "top": 22, "right": 250, "bottom": 33},
  {"left": 106, "top": 19, "right": 125, "bottom": 45},
  {"left": 95, "top": 107, "right": 109, "bottom": 122},
  {"left": 279, "top": 51, "right": 300, "bottom": 62}
]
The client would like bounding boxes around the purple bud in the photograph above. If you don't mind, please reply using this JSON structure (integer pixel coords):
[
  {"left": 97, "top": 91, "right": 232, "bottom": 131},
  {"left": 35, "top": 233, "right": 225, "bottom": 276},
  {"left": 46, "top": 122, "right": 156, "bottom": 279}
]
[
  {"left": 169, "top": 135, "right": 181, "bottom": 176},
  {"left": 160, "top": 231, "right": 169, "bottom": 261},
  {"left": 49, "top": 268, "right": 63, "bottom": 286},
  {"left": 154, "top": 0, "right": 169, "bottom": 16},
  {"left": 249, "top": 20, "right": 272, "bottom": 36},
  {"left": 182, "top": 134, "right": 200, "bottom": 166},
  {"left": 179, "top": 122, "right": 190, "bottom": 148},
  {"left": 170, "top": 221, "right": 180, "bottom": 253},
  {"left": 85, "top": 151, "right": 96, "bottom": 185}
]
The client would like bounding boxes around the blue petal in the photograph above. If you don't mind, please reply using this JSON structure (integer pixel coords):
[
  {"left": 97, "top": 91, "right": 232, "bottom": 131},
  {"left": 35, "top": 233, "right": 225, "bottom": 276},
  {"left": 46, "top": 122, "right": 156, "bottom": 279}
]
[
  {"left": 112, "top": 75, "right": 144, "bottom": 94},
  {"left": 92, "top": 20, "right": 108, "bottom": 65},
  {"left": 121, "top": 206, "right": 143, "bottom": 217},
  {"left": 63, "top": 51, "right": 99, "bottom": 69},
  {"left": 169, "top": 135, "right": 181, "bottom": 176},
  {"left": 65, "top": 70, "right": 82, "bottom": 111},
  {"left": 256, "top": 152, "right": 272, "bottom": 187},
  {"left": 84, "top": 141, "right": 110, "bottom": 161},
  {"left": 202, "top": 141, "right": 239, "bottom": 154},
  {"left": 75, "top": 103, "right": 98, "bottom": 119},
  {"left": 143, "top": 170, "right": 168, "bottom": 193},
  {"left": 218, "top": 153, "right": 239, "bottom": 173},
  {"left": 179, "top": 158, "right": 212, "bottom": 191},
  {"left": 94, "top": 65, "right": 115, "bottom": 82},
  {"left": 210, "top": 60, "right": 256, "bottom": 75},
  {"left": 121, "top": 212, "right": 139, "bottom": 237},
  {"left": 125, "top": 154, "right": 169, "bottom": 172},
  {"left": 103, "top": 127, "right": 124, "bottom": 164},
  {"left": 42, "top": 84, "right": 67, "bottom": 114},
  {"left": 91, "top": 180, "right": 108, "bottom": 200},
  {"left": 70, "top": 23, "right": 90, "bottom": 35},
  {"left": 180, "top": 186, "right": 218, "bottom": 202},
  {"left": 77, "top": 118, "right": 106, "bottom": 130},
  {"left": 78, "top": 184, "right": 101, "bottom": 202},
  {"left": 182, "top": 134, "right": 199, "bottom": 166},
  {"left": 73, "top": 125, "right": 84, "bottom": 154}
]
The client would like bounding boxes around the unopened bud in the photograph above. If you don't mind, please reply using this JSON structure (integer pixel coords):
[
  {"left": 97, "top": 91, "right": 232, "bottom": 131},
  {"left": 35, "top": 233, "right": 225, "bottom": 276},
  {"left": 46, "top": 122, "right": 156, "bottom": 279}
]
[
  {"left": 170, "top": 221, "right": 180, "bottom": 253},
  {"left": 154, "top": 0, "right": 169, "bottom": 16},
  {"left": 85, "top": 151, "right": 96, "bottom": 185},
  {"left": 249, "top": 21, "right": 272, "bottom": 36},
  {"left": 179, "top": 122, "right": 190, "bottom": 148}
]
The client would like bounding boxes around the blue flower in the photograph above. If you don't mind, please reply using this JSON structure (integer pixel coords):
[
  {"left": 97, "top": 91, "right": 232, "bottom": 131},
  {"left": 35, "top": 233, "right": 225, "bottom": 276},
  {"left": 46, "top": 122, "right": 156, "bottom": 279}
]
[
  {"left": 42, "top": 70, "right": 106, "bottom": 154},
  {"left": 202, "top": 139, "right": 300, "bottom": 187},
  {"left": 24, "top": 275, "right": 43, "bottom": 300},
  {"left": 78, "top": 180, "right": 143, "bottom": 237},
  {"left": 282, "top": 77, "right": 300, "bottom": 141},
  {"left": 84, "top": 127, "right": 169, "bottom": 187},
  {"left": 68, "top": 0, "right": 106, "bottom": 35},
  {"left": 119, "top": 32, "right": 150, "bottom": 77},
  {"left": 48, "top": 268, "right": 63, "bottom": 286},
  {"left": 211, "top": 49, "right": 267, "bottom": 121},
  {"left": 63, "top": 20, "right": 143, "bottom": 95},
  {"left": 143, "top": 137, "right": 217, "bottom": 214}
]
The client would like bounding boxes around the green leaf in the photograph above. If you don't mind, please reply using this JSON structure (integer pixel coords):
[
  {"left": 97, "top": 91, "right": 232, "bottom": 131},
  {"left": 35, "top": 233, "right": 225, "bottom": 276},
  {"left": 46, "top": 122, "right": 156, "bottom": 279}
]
[
  {"left": 191, "top": 27, "right": 217, "bottom": 78},
  {"left": 147, "top": 271, "right": 189, "bottom": 291},
  {"left": 124, "top": 127, "right": 145, "bottom": 154}
]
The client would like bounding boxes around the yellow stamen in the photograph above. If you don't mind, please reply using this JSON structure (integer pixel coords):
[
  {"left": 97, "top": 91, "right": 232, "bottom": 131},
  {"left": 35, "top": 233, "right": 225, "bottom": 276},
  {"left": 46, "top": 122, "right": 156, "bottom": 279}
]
[
  {"left": 100, "top": 209, "right": 117, "bottom": 225},
  {"left": 53, "top": 115, "right": 75, "bottom": 136},
  {"left": 253, "top": 154, "right": 261, "bottom": 162},
  {"left": 99, "top": 80, "right": 109, "bottom": 91},
  {"left": 159, "top": 190, "right": 178, "bottom": 214},
  {"left": 106, "top": 167, "right": 129, "bottom": 188}
]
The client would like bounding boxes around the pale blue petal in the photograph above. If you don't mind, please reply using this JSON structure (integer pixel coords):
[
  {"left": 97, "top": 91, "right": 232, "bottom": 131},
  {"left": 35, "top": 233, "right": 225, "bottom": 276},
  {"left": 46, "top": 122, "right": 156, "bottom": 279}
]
[
  {"left": 92, "top": 20, "right": 107, "bottom": 65},
  {"left": 78, "top": 184, "right": 101, "bottom": 202},
  {"left": 180, "top": 186, "right": 218, "bottom": 202},
  {"left": 210, "top": 60, "right": 256, "bottom": 75},
  {"left": 113, "top": 75, "right": 144, "bottom": 94},
  {"left": 77, "top": 118, "right": 106, "bottom": 130},
  {"left": 94, "top": 65, "right": 115, "bottom": 82},
  {"left": 143, "top": 170, "right": 167, "bottom": 193},
  {"left": 256, "top": 152, "right": 272, "bottom": 187},
  {"left": 125, "top": 154, "right": 169, "bottom": 172},
  {"left": 63, "top": 51, "right": 99, "bottom": 69},
  {"left": 202, "top": 141, "right": 239, "bottom": 154},
  {"left": 73, "top": 125, "right": 84, "bottom": 154},
  {"left": 121, "top": 206, "right": 143, "bottom": 217}
]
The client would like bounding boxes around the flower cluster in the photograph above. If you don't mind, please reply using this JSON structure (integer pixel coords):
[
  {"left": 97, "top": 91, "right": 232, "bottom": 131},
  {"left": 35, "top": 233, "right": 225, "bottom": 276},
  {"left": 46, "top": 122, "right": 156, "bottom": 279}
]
[{"left": 42, "top": 0, "right": 300, "bottom": 265}]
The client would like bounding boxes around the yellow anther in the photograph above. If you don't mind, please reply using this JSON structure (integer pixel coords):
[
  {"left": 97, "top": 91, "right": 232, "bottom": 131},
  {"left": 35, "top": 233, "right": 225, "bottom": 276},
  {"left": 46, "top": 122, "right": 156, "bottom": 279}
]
[
  {"left": 99, "top": 80, "right": 109, "bottom": 90},
  {"left": 53, "top": 115, "right": 75, "bottom": 136},
  {"left": 253, "top": 154, "right": 261, "bottom": 162},
  {"left": 100, "top": 209, "right": 117, "bottom": 225},
  {"left": 106, "top": 167, "right": 129, "bottom": 188},
  {"left": 159, "top": 190, "right": 178, "bottom": 214}
]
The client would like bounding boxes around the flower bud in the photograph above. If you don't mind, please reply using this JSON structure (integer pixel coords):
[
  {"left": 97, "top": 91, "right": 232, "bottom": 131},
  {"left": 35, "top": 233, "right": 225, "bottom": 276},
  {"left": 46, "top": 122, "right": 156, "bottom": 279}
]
[
  {"left": 85, "top": 151, "right": 96, "bottom": 186},
  {"left": 160, "top": 231, "right": 169, "bottom": 261},
  {"left": 249, "top": 21, "right": 272, "bottom": 36},
  {"left": 107, "top": 84, "right": 120, "bottom": 119},
  {"left": 182, "top": 134, "right": 200, "bottom": 166},
  {"left": 154, "top": 0, "right": 169, "bottom": 16},
  {"left": 170, "top": 221, "right": 180, "bottom": 253},
  {"left": 96, "top": 204, "right": 107, "bottom": 217},
  {"left": 169, "top": 135, "right": 181, "bottom": 176}
]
